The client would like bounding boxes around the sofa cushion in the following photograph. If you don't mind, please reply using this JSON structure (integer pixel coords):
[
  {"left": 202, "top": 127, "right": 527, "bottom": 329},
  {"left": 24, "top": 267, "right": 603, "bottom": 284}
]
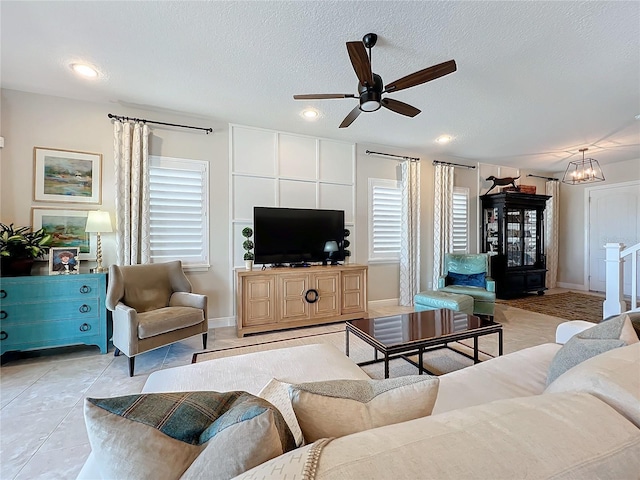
[
  {"left": 235, "top": 392, "right": 640, "bottom": 480},
  {"left": 546, "top": 314, "right": 637, "bottom": 385},
  {"left": 289, "top": 375, "right": 439, "bottom": 443},
  {"left": 257, "top": 378, "right": 304, "bottom": 447},
  {"left": 447, "top": 271, "right": 486, "bottom": 287},
  {"left": 545, "top": 342, "right": 640, "bottom": 428},
  {"left": 433, "top": 342, "right": 561, "bottom": 415},
  {"left": 84, "top": 391, "right": 295, "bottom": 480}
]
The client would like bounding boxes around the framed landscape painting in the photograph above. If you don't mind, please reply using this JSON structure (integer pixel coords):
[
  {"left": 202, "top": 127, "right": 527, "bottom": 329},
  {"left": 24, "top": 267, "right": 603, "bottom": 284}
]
[
  {"left": 33, "top": 147, "right": 102, "bottom": 204},
  {"left": 32, "top": 208, "right": 96, "bottom": 260}
]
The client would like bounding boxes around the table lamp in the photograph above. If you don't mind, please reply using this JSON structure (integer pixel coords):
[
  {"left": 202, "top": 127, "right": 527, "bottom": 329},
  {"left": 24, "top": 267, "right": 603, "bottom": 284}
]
[
  {"left": 84, "top": 210, "right": 113, "bottom": 273},
  {"left": 323, "top": 240, "right": 339, "bottom": 265}
]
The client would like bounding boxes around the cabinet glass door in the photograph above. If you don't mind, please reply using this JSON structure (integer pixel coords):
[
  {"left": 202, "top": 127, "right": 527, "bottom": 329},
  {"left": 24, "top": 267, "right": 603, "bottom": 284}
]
[
  {"left": 506, "top": 209, "right": 522, "bottom": 267},
  {"left": 484, "top": 207, "right": 499, "bottom": 253},
  {"left": 523, "top": 209, "right": 537, "bottom": 266}
]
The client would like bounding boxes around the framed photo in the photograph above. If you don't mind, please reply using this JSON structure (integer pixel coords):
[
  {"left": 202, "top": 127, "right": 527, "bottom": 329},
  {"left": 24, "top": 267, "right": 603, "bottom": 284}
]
[
  {"left": 32, "top": 208, "right": 96, "bottom": 260},
  {"left": 49, "top": 247, "right": 80, "bottom": 274},
  {"left": 33, "top": 147, "right": 102, "bottom": 204}
]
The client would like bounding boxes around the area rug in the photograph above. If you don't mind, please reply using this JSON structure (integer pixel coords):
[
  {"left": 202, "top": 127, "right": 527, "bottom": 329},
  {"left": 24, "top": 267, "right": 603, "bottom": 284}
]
[{"left": 496, "top": 291, "right": 625, "bottom": 323}]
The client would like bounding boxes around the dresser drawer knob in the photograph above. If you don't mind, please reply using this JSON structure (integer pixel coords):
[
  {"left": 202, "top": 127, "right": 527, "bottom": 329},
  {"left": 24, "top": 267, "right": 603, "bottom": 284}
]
[
  {"left": 79, "top": 323, "right": 91, "bottom": 332},
  {"left": 0, "top": 311, "right": 6, "bottom": 320},
  {"left": 0, "top": 290, "right": 6, "bottom": 299},
  {"left": 80, "top": 285, "right": 91, "bottom": 294},
  {"left": 0, "top": 331, "right": 7, "bottom": 340},
  {"left": 79, "top": 304, "right": 91, "bottom": 313}
]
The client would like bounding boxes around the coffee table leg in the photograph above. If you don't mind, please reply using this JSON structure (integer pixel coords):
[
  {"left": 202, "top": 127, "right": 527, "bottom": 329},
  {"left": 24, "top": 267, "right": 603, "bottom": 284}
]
[
  {"left": 345, "top": 330, "right": 350, "bottom": 357},
  {"left": 384, "top": 353, "right": 390, "bottom": 379},
  {"left": 498, "top": 329, "right": 503, "bottom": 356},
  {"left": 418, "top": 347, "right": 424, "bottom": 375},
  {"left": 374, "top": 349, "right": 378, "bottom": 361},
  {"left": 474, "top": 336, "right": 479, "bottom": 364}
]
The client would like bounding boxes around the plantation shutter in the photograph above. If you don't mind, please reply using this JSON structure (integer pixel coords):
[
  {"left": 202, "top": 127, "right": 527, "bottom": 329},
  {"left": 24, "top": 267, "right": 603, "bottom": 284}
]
[
  {"left": 149, "top": 156, "right": 209, "bottom": 268},
  {"left": 369, "top": 179, "right": 402, "bottom": 261},
  {"left": 452, "top": 187, "right": 469, "bottom": 253}
]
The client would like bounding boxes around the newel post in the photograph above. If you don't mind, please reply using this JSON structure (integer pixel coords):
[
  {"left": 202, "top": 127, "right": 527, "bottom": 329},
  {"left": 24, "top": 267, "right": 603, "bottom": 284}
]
[{"left": 603, "top": 243, "right": 626, "bottom": 319}]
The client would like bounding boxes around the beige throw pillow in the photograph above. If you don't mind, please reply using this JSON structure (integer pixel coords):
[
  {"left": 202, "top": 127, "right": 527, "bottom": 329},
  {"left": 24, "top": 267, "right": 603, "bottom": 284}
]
[
  {"left": 84, "top": 391, "right": 296, "bottom": 480},
  {"left": 289, "top": 375, "right": 439, "bottom": 442},
  {"left": 258, "top": 378, "right": 304, "bottom": 446}
]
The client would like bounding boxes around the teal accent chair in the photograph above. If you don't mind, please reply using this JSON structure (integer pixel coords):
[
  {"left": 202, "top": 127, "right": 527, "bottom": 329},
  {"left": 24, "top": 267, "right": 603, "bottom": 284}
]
[{"left": 438, "top": 253, "right": 496, "bottom": 318}]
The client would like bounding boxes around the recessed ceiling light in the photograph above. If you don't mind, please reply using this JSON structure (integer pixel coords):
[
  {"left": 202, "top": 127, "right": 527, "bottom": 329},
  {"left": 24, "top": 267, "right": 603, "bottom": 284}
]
[
  {"left": 70, "top": 63, "right": 99, "bottom": 78},
  {"left": 436, "top": 135, "right": 452, "bottom": 144},
  {"left": 301, "top": 108, "right": 319, "bottom": 120}
]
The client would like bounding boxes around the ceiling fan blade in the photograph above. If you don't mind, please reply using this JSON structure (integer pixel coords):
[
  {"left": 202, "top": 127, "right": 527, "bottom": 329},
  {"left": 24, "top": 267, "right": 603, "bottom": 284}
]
[
  {"left": 381, "top": 98, "right": 421, "bottom": 117},
  {"left": 339, "top": 105, "right": 361, "bottom": 128},
  {"left": 346, "top": 41, "right": 374, "bottom": 86},
  {"left": 293, "top": 94, "right": 356, "bottom": 100},
  {"left": 383, "top": 60, "right": 457, "bottom": 93}
]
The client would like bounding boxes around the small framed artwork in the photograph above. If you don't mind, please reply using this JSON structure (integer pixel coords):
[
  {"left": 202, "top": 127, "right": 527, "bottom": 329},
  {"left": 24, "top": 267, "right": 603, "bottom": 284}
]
[
  {"left": 49, "top": 247, "right": 80, "bottom": 274},
  {"left": 32, "top": 207, "right": 96, "bottom": 260},
  {"left": 33, "top": 147, "right": 102, "bottom": 204}
]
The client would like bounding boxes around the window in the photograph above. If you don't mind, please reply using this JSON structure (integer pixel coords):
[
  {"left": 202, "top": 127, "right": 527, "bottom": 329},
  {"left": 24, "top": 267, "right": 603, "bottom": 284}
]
[
  {"left": 452, "top": 186, "right": 469, "bottom": 253},
  {"left": 368, "top": 178, "right": 402, "bottom": 262},
  {"left": 149, "top": 156, "right": 209, "bottom": 269}
]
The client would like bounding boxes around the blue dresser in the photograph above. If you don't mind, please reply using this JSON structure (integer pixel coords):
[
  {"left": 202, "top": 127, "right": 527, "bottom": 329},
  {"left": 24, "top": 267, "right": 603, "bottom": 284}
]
[{"left": 0, "top": 273, "right": 108, "bottom": 355}]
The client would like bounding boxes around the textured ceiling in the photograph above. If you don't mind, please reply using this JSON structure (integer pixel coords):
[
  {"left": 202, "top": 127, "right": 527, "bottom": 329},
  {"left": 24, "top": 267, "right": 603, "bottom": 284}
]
[{"left": 2, "top": 1, "right": 639, "bottom": 172}]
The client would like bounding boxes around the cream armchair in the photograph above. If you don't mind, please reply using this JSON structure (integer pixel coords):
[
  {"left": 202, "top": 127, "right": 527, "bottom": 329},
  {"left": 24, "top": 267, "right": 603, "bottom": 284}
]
[{"left": 106, "top": 260, "right": 208, "bottom": 376}]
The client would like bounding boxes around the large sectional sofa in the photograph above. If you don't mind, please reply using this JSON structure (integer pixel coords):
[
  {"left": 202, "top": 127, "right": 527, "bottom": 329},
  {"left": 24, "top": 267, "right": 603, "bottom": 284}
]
[{"left": 78, "top": 316, "right": 640, "bottom": 479}]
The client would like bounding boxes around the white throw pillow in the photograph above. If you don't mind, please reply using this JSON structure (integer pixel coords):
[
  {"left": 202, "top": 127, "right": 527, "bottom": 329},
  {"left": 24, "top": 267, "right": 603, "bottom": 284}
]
[{"left": 258, "top": 378, "right": 304, "bottom": 447}]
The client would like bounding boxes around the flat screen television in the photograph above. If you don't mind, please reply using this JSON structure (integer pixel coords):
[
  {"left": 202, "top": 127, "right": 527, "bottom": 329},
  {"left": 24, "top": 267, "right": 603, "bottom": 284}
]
[{"left": 253, "top": 207, "right": 345, "bottom": 265}]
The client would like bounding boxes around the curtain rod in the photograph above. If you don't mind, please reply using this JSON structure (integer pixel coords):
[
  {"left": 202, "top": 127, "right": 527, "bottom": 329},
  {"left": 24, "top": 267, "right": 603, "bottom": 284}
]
[
  {"left": 365, "top": 150, "right": 420, "bottom": 162},
  {"left": 527, "top": 174, "right": 559, "bottom": 181},
  {"left": 107, "top": 114, "right": 213, "bottom": 134},
  {"left": 432, "top": 160, "right": 476, "bottom": 169}
]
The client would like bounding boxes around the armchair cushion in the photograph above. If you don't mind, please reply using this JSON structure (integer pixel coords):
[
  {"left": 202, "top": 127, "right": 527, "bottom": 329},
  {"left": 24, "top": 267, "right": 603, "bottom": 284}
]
[
  {"left": 447, "top": 272, "right": 486, "bottom": 288},
  {"left": 439, "top": 285, "right": 496, "bottom": 302},
  {"left": 137, "top": 306, "right": 205, "bottom": 339}
]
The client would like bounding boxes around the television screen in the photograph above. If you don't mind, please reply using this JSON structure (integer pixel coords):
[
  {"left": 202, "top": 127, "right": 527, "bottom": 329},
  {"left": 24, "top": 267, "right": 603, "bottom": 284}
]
[{"left": 254, "top": 207, "right": 345, "bottom": 265}]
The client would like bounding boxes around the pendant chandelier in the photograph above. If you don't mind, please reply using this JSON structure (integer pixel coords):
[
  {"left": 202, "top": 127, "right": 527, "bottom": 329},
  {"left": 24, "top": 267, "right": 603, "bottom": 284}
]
[{"left": 561, "top": 148, "right": 605, "bottom": 185}]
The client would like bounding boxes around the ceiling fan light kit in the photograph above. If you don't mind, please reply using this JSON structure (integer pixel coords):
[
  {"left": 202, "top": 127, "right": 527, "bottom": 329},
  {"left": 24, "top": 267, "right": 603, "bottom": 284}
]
[
  {"left": 293, "top": 32, "right": 456, "bottom": 128},
  {"left": 561, "top": 148, "right": 605, "bottom": 185}
]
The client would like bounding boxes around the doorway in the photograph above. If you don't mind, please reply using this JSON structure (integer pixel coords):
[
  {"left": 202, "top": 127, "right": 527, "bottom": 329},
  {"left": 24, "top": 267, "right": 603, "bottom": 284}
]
[{"left": 587, "top": 181, "right": 640, "bottom": 294}]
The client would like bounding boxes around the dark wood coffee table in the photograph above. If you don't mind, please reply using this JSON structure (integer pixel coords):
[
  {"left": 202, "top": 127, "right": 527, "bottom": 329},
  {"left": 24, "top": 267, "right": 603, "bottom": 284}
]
[{"left": 346, "top": 309, "right": 503, "bottom": 378}]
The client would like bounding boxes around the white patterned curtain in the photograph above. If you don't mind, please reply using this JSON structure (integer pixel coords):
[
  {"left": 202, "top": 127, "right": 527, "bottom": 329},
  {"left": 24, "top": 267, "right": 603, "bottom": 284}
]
[
  {"left": 399, "top": 160, "right": 421, "bottom": 306},
  {"left": 113, "top": 121, "right": 151, "bottom": 265},
  {"left": 545, "top": 180, "right": 560, "bottom": 288},
  {"left": 433, "top": 164, "right": 455, "bottom": 288}
]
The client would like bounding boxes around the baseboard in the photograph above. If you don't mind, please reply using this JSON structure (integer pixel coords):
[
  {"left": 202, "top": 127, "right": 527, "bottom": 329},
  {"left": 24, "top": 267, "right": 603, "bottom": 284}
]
[
  {"left": 368, "top": 298, "right": 400, "bottom": 308},
  {"left": 208, "top": 316, "right": 236, "bottom": 329},
  {"left": 556, "top": 282, "right": 587, "bottom": 291}
]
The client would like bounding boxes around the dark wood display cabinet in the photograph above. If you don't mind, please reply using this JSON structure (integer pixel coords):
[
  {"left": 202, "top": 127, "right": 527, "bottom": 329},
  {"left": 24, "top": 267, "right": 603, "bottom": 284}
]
[{"left": 480, "top": 192, "right": 551, "bottom": 299}]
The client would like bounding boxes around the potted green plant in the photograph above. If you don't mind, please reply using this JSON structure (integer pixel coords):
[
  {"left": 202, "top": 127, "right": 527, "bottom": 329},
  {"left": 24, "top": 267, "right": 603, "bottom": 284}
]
[
  {"left": 242, "top": 227, "right": 254, "bottom": 270},
  {"left": 0, "top": 223, "right": 52, "bottom": 276}
]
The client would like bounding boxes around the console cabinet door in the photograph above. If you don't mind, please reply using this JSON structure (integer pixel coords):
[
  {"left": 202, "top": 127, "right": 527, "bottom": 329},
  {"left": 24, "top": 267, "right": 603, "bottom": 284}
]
[
  {"left": 342, "top": 269, "right": 367, "bottom": 314},
  {"left": 310, "top": 272, "right": 340, "bottom": 318},
  {"left": 242, "top": 276, "right": 276, "bottom": 326},
  {"left": 278, "top": 274, "right": 310, "bottom": 322}
]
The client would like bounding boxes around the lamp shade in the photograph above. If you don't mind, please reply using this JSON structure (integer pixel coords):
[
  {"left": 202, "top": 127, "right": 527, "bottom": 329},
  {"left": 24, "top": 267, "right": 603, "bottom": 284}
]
[
  {"left": 323, "top": 241, "right": 339, "bottom": 253},
  {"left": 85, "top": 211, "right": 113, "bottom": 233}
]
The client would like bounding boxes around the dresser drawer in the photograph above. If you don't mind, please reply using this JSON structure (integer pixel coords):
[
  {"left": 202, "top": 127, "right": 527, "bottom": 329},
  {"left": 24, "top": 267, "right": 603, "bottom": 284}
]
[
  {"left": 1, "top": 298, "right": 101, "bottom": 324},
  {"left": 0, "top": 318, "right": 103, "bottom": 349},
  {"left": 1, "top": 276, "right": 101, "bottom": 303}
]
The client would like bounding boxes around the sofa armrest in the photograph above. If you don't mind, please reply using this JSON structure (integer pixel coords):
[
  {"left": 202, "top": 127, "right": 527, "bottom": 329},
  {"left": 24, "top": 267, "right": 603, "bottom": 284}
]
[
  {"left": 485, "top": 277, "right": 496, "bottom": 292},
  {"left": 555, "top": 320, "right": 596, "bottom": 344},
  {"left": 437, "top": 276, "right": 447, "bottom": 289}
]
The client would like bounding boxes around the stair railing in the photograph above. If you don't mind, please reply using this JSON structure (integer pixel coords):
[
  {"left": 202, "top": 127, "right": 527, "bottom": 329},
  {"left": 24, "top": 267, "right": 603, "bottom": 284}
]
[{"left": 603, "top": 242, "right": 640, "bottom": 318}]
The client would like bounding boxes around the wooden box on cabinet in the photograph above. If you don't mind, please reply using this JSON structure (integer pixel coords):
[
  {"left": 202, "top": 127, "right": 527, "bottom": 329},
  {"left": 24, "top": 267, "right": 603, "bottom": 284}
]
[
  {"left": 0, "top": 273, "right": 108, "bottom": 355},
  {"left": 236, "top": 264, "right": 368, "bottom": 337}
]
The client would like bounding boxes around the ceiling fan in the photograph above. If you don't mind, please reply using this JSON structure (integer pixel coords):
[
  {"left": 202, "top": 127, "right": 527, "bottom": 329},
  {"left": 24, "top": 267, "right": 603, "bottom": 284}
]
[{"left": 293, "top": 33, "right": 457, "bottom": 128}]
